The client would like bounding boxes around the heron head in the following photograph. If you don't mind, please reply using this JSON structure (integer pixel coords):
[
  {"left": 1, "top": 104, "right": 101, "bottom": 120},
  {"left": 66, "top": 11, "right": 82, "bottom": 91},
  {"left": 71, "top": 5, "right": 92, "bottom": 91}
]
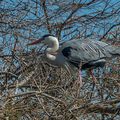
[{"left": 27, "top": 34, "right": 58, "bottom": 46}]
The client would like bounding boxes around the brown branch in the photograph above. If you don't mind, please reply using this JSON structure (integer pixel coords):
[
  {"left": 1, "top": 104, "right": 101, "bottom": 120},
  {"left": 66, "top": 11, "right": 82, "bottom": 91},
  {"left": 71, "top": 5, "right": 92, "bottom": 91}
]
[
  {"left": 56, "top": 0, "right": 98, "bottom": 38},
  {"left": 85, "top": 104, "right": 120, "bottom": 114},
  {"left": 71, "top": 99, "right": 120, "bottom": 114},
  {"left": 42, "top": 0, "right": 51, "bottom": 33},
  {"left": 100, "top": 22, "right": 120, "bottom": 40},
  {"left": 9, "top": 91, "right": 66, "bottom": 106}
]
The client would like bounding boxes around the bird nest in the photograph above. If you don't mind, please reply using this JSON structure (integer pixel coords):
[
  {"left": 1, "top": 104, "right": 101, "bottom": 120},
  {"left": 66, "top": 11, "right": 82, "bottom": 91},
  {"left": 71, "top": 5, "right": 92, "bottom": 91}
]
[{"left": 0, "top": 54, "right": 120, "bottom": 120}]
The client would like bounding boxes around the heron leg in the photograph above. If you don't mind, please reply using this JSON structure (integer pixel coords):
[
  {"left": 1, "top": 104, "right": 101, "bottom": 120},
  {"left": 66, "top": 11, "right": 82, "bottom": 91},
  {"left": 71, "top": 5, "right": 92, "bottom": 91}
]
[
  {"left": 78, "top": 70, "right": 83, "bottom": 87},
  {"left": 89, "top": 69, "right": 98, "bottom": 84},
  {"left": 88, "top": 69, "right": 97, "bottom": 99},
  {"left": 73, "top": 70, "right": 83, "bottom": 98},
  {"left": 74, "top": 70, "right": 83, "bottom": 87}
]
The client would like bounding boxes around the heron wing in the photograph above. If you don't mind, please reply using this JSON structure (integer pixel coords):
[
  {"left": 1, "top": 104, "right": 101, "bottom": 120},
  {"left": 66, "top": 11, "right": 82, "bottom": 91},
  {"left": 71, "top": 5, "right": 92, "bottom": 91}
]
[{"left": 61, "top": 39, "right": 113, "bottom": 63}]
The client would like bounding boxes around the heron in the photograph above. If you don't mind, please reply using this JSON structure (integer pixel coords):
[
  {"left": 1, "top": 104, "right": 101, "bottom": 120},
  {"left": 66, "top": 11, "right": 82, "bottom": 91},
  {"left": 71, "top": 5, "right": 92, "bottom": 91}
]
[{"left": 28, "top": 34, "right": 120, "bottom": 86}]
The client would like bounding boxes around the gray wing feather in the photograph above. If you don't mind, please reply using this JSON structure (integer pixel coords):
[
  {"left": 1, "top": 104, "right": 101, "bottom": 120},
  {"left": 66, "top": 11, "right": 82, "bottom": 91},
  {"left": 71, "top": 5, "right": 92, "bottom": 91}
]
[{"left": 60, "top": 39, "right": 117, "bottom": 62}]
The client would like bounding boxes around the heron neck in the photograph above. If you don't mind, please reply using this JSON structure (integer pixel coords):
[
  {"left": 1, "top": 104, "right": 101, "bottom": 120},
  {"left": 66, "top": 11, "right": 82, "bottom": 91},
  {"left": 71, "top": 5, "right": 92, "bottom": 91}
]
[
  {"left": 46, "top": 38, "right": 59, "bottom": 61},
  {"left": 46, "top": 53, "right": 56, "bottom": 61}
]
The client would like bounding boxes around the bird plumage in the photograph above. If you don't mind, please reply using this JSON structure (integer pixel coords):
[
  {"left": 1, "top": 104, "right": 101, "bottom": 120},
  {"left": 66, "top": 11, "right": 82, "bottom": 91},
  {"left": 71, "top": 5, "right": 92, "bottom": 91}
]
[
  {"left": 28, "top": 35, "right": 120, "bottom": 71},
  {"left": 62, "top": 39, "right": 113, "bottom": 61},
  {"left": 60, "top": 39, "right": 120, "bottom": 69}
]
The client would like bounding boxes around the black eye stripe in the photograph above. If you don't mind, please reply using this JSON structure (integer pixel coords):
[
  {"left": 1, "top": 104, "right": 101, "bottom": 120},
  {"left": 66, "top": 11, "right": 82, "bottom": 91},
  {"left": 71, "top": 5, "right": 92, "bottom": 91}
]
[{"left": 42, "top": 34, "right": 55, "bottom": 39}]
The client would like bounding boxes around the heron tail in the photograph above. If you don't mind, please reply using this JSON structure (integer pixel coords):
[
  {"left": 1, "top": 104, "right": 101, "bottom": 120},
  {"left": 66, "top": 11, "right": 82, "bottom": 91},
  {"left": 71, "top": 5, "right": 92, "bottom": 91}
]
[{"left": 111, "top": 47, "right": 120, "bottom": 56}]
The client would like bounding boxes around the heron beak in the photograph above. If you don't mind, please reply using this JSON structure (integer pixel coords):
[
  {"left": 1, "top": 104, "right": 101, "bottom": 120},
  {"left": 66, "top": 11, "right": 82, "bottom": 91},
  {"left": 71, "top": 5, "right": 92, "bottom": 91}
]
[{"left": 27, "top": 38, "right": 43, "bottom": 46}]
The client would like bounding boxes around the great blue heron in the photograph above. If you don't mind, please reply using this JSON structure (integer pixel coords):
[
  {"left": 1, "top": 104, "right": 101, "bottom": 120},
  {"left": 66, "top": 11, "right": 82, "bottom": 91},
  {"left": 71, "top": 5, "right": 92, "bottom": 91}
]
[{"left": 28, "top": 34, "right": 120, "bottom": 86}]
